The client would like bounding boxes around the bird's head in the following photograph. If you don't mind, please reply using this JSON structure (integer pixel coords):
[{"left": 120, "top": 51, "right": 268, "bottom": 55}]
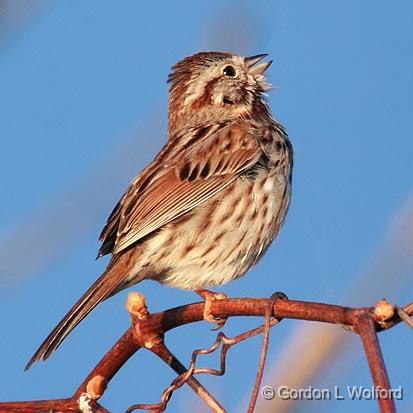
[{"left": 168, "top": 52, "right": 273, "bottom": 134}]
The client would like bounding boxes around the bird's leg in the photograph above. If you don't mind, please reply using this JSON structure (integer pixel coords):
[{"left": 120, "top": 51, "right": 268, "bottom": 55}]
[{"left": 195, "top": 289, "right": 228, "bottom": 330}]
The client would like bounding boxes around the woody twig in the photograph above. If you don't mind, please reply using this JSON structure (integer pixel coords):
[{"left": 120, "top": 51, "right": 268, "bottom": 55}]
[{"left": 0, "top": 295, "right": 411, "bottom": 413}]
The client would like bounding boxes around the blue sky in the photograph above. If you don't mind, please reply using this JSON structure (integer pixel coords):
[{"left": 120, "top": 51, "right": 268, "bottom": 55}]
[{"left": 1, "top": 1, "right": 412, "bottom": 412}]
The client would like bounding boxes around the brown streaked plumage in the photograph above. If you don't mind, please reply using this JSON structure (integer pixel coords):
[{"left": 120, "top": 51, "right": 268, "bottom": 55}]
[{"left": 26, "top": 51, "right": 293, "bottom": 370}]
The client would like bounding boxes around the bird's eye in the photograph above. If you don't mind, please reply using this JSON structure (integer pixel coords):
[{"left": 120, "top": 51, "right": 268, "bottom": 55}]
[{"left": 223, "top": 65, "right": 237, "bottom": 77}]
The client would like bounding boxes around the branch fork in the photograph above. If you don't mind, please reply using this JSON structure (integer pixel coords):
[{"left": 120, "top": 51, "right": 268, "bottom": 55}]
[{"left": 0, "top": 294, "right": 412, "bottom": 413}]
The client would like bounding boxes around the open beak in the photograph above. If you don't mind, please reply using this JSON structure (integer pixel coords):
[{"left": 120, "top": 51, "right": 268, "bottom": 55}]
[{"left": 245, "top": 53, "right": 273, "bottom": 76}]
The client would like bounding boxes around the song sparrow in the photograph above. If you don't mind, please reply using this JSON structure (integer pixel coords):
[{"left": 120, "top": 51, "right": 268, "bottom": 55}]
[{"left": 26, "top": 51, "right": 293, "bottom": 369}]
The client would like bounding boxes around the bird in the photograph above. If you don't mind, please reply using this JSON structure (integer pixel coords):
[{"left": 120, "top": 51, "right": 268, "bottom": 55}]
[{"left": 26, "top": 51, "right": 293, "bottom": 370}]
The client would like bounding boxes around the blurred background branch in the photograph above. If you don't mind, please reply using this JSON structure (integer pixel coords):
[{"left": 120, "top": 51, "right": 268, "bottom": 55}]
[{"left": 0, "top": 0, "right": 49, "bottom": 47}]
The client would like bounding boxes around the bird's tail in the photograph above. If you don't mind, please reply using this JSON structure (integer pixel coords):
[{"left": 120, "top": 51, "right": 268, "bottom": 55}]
[{"left": 25, "top": 252, "right": 134, "bottom": 370}]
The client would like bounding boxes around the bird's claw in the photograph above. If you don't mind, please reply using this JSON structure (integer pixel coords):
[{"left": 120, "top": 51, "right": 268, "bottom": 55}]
[{"left": 195, "top": 289, "right": 228, "bottom": 330}]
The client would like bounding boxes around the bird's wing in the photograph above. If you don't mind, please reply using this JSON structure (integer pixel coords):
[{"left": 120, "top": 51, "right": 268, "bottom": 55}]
[{"left": 110, "top": 122, "right": 261, "bottom": 255}]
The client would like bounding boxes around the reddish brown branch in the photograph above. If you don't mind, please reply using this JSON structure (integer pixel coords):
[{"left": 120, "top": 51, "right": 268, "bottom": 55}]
[
  {"left": 356, "top": 314, "right": 395, "bottom": 413},
  {"left": 129, "top": 317, "right": 282, "bottom": 412},
  {"left": 0, "top": 398, "right": 110, "bottom": 413},
  {"left": 149, "top": 340, "right": 225, "bottom": 413},
  {"left": 127, "top": 340, "right": 225, "bottom": 413},
  {"left": 0, "top": 296, "right": 411, "bottom": 413},
  {"left": 74, "top": 329, "right": 140, "bottom": 400}
]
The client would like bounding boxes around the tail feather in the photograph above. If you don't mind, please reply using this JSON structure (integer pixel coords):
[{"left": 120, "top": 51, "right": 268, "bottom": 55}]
[{"left": 25, "top": 254, "right": 133, "bottom": 370}]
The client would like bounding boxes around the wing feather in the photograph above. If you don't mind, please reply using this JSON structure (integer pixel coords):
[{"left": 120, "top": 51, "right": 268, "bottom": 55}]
[{"left": 106, "top": 122, "right": 261, "bottom": 255}]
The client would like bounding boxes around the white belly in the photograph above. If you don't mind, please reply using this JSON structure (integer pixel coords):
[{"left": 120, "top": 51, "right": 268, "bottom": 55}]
[{"left": 138, "top": 171, "right": 290, "bottom": 290}]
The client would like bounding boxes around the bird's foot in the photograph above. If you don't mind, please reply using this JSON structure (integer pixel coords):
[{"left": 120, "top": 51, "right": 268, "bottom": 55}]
[{"left": 195, "top": 289, "right": 228, "bottom": 330}]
